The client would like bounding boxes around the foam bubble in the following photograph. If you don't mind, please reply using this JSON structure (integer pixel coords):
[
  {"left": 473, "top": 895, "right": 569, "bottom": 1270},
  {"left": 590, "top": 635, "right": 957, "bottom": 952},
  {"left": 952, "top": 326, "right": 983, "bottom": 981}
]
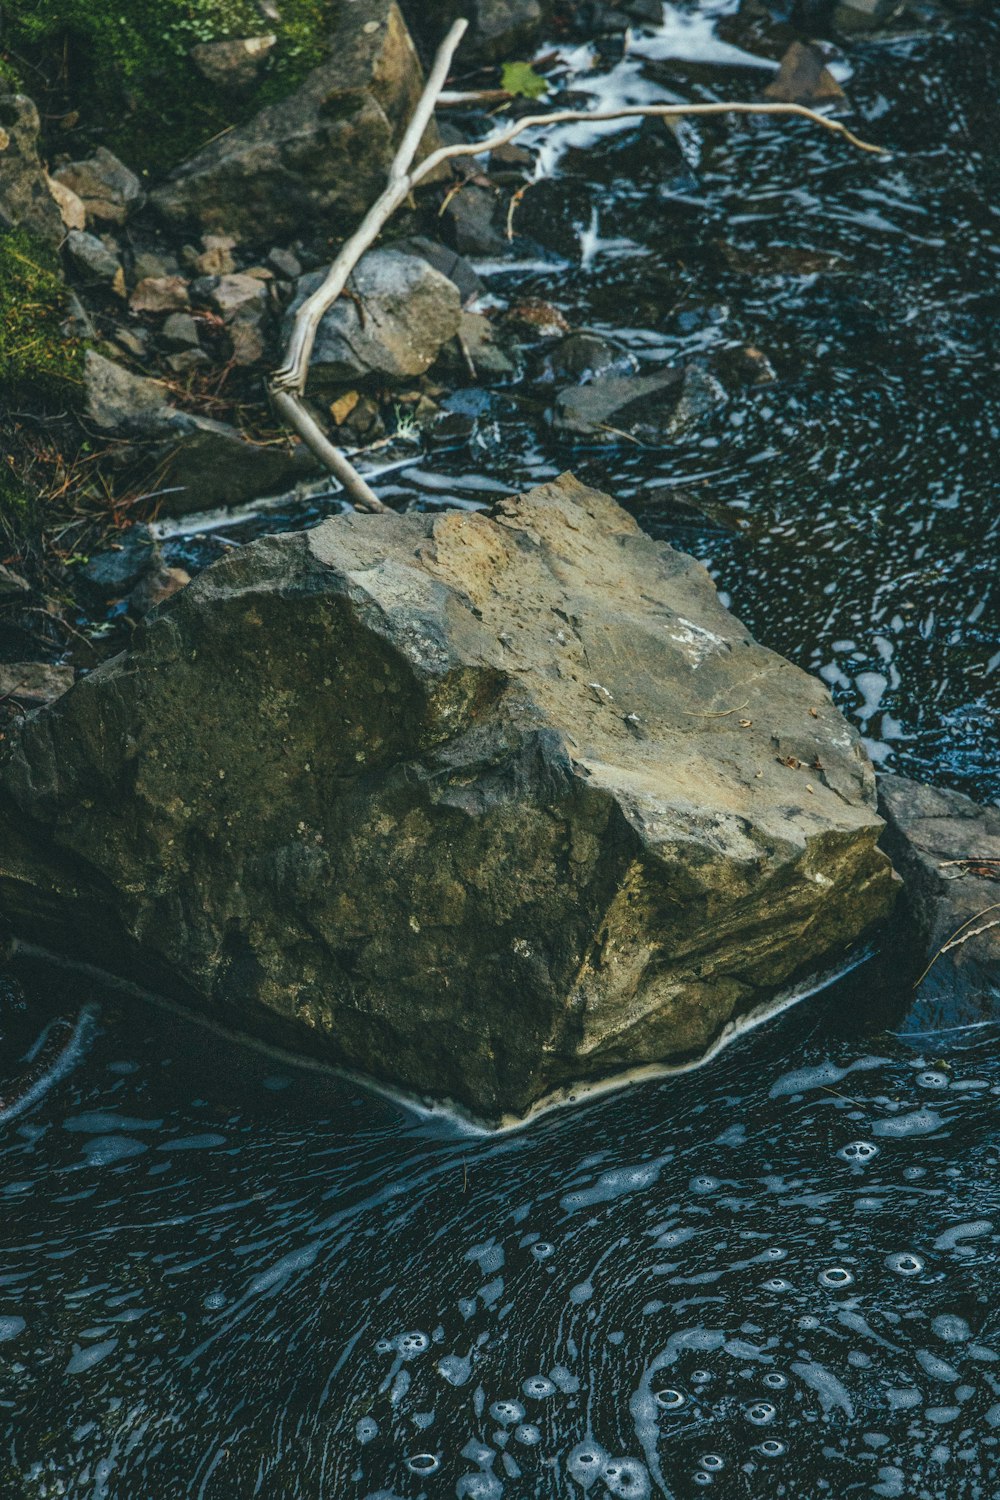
[
  {"left": 356, "top": 1416, "right": 378, "bottom": 1443},
  {"left": 838, "top": 1141, "right": 878, "bottom": 1163},
  {"left": 819, "top": 1267, "right": 855, "bottom": 1288},
  {"left": 654, "top": 1388, "right": 685, "bottom": 1410},
  {"left": 514, "top": 1424, "right": 541, "bottom": 1445},
  {"left": 406, "top": 1453, "right": 440, "bottom": 1474},
  {"left": 745, "top": 1402, "right": 776, "bottom": 1426},
  {"left": 567, "top": 1441, "right": 608, "bottom": 1488},
  {"left": 758, "top": 1440, "right": 786, "bottom": 1457},
  {"left": 522, "top": 1374, "right": 557, "bottom": 1398},
  {"left": 885, "top": 1252, "right": 924, "bottom": 1276},
  {"left": 490, "top": 1400, "right": 525, "bottom": 1425}
]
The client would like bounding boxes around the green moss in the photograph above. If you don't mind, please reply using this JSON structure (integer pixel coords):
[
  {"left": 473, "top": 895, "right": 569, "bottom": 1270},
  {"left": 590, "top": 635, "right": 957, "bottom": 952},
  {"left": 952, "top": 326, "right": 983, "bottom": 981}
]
[
  {"left": 0, "top": 230, "right": 85, "bottom": 537},
  {"left": 0, "top": 230, "right": 84, "bottom": 402},
  {"left": 5, "top": 0, "right": 337, "bottom": 175}
]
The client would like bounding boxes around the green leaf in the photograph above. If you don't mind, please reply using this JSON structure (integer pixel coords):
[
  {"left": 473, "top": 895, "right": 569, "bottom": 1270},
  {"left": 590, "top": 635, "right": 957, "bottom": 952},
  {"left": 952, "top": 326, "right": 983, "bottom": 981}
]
[{"left": 500, "top": 60, "right": 548, "bottom": 100}]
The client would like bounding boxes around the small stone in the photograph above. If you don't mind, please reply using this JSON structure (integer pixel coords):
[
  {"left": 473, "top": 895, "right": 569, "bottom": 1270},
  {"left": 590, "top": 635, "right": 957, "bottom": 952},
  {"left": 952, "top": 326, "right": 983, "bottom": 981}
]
[
  {"left": 53, "top": 147, "right": 144, "bottom": 227},
  {"left": 764, "top": 42, "right": 846, "bottom": 105},
  {"left": 266, "top": 247, "right": 302, "bottom": 280},
  {"left": 81, "top": 524, "right": 160, "bottom": 595},
  {"left": 166, "top": 349, "right": 211, "bottom": 374},
  {"left": 537, "top": 331, "right": 637, "bottom": 384},
  {"left": 114, "top": 326, "right": 149, "bottom": 360},
  {"left": 193, "top": 234, "right": 238, "bottom": 277},
  {"left": 441, "top": 183, "right": 506, "bottom": 257},
  {"left": 227, "top": 317, "right": 267, "bottom": 366},
  {"left": 189, "top": 34, "right": 277, "bottom": 90},
  {"left": 83, "top": 350, "right": 172, "bottom": 437},
  {"left": 130, "top": 276, "right": 191, "bottom": 315},
  {"left": 46, "top": 173, "right": 86, "bottom": 232},
  {"left": 131, "top": 564, "right": 191, "bottom": 615},
  {"left": 132, "top": 249, "right": 176, "bottom": 282},
  {"left": 329, "top": 390, "right": 361, "bottom": 426},
  {"left": 161, "top": 312, "right": 201, "bottom": 349},
  {"left": 441, "top": 311, "right": 518, "bottom": 385},
  {"left": 393, "top": 235, "right": 484, "bottom": 304},
  {"left": 0, "top": 661, "right": 74, "bottom": 708},
  {"left": 66, "top": 229, "right": 122, "bottom": 285},
  {"left": 504, "top": 299, "right": 571, "bottom": 339},
  {"left": 207, "top": 272, "right": 267, "bottom": 320}
]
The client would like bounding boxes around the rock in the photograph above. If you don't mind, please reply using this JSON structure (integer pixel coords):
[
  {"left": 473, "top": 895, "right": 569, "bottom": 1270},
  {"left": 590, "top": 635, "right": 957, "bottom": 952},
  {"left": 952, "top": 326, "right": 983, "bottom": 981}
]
[
  {"left": 266, "top": 247, "right": 302, "bottom": 281},
  {"left": 131, "top": 564, "right": 191, "bottom": 615},
  {"left": 537, "top": 330, "right": 638, "bottom": 384},
  {"left": 0, "top": 95, "right": 64, "bottom": 244},
  {"left": 393, "top": 235, "right": 483, "bottom": 303},
  {"left": 130, "top": 276, "right": 191, "bottom": 315},
  {"left": 284, "top": 249, "right": 461, "bottom": 389},
  {"left": 878, "top": 774, "right": 1000, "bottom": 1028},
  {"left": 667, "top": 363, "right": 728, "bottom": 436},
  {"left": 152, "top": 0, "right": 442, "bottom": 243},
  {"left": 764, "top": 42, "right": 845, "bottom": 104},
  {"left": 45, "top": 174, "right": 86, "bottom": 233},
  {"left": 144, "top": 420, "right": 318, "bottom": 514},
  {"left": 441, "top": 184, "right": 507, "bottom": 258},
  {"left": 192, "top": 235, "right": 238, "bottom": 277},
  {"left": 189, "top": 34, "right": 277, "bottom": 90},
  {"left": 400, "top": 0, "right": 550, "bottom": 66},
  {"left": 0, "top": 476, "right": 895, "bottom": 1123},
  {"left": 166, "top": 350, "right": 211, "bottom": 375},
  {"left": 834, "top": 0, "right": 898, "bottom": 28},
  {"left": 504, "top": 299, "right": 571, "bottom": 339},
  {"left": 160, "top": 312, "right": 202, "bottom": 350},
  {"left": 553, "top": 368, "right": 685, "bottom": 442},
  {"left": 53, "top": 147, "right": 144, "bottom": 228},
  {"left": 0, "top": 662, "right": 74, "bottom": 708},
  {"left": 204, "top": 272, "right": 266, "bottom": 320},
  {"left": 65, "top": 230, "right": 123, "bottom": 287},
  {"left": 439, "top": 311, "right": 519, "bottom": 384},
  {"left": 132, "top": 249, "right": 177, "bottom": 282},
  {"left": 0, "top": 565, "right": 30, "bottom": 598},
  {"left": 84, "top": 351, "right": 173, "bottom": 437},
  {"left": 80, "top": 524, "right": 161, "bottom": 596}
]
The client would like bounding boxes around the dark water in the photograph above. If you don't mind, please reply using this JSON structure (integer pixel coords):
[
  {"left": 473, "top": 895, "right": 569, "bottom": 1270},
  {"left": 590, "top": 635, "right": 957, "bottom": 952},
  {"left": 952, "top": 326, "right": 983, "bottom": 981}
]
[
  {"left": 5, "top": 2, "right": 1000, "bottom": 1495},
  {"left": 3, "top": 962, "right": 1000, "bottom": 1499}
]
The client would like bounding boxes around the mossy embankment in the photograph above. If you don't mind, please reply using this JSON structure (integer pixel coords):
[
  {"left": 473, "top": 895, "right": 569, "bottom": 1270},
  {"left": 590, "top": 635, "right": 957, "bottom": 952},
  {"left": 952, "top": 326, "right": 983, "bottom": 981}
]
[
  {"left": 0, "top": 230, "right": 84, "bottom": 542},
  {"left": 4, "top": 0, "right": 337, "bottom": 176}
]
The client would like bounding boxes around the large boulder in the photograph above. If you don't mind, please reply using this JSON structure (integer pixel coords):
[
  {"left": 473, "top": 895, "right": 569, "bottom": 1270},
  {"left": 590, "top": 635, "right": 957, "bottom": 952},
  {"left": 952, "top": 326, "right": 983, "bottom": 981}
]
[
  {"left": 284, "top": 249, "right": 462, "bottom": 389},
  {"left": 151, "top": 0, "right": 441, "bottom": 243},
  {"left": 0, "top": 476, "right": 896, "bottom": 1123},
  {"left": 878, "top": 774, "right": 1000, "bottom": 1028}
]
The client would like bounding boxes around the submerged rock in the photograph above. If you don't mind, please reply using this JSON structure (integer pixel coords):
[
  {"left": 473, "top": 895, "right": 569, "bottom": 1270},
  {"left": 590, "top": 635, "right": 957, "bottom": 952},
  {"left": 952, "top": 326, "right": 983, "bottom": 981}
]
[
  {"left": 152, "top": 0, "right": 441, "bottom": 242},
  {"left": 0, "top": 476, "right": 895, "bottom": 1123},
  {"left": 878, "top": 774, "right": 1000, "bottom": 1027}
]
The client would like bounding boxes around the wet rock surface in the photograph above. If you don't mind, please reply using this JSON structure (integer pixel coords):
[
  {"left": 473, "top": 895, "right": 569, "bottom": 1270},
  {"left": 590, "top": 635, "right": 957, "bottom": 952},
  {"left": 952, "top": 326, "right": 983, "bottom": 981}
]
[
  {"left": 878, "top": 774, "right": 1000, "bottom": 1029},
  {"left": 0, "top": 475, "right": 894, "bottom": 1122}
]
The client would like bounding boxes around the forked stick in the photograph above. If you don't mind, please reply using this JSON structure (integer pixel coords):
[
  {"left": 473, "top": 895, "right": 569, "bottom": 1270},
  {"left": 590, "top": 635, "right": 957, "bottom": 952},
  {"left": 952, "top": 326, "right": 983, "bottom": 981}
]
[{"left": 271, "top": 17, "right": 886, "bottom": 512}]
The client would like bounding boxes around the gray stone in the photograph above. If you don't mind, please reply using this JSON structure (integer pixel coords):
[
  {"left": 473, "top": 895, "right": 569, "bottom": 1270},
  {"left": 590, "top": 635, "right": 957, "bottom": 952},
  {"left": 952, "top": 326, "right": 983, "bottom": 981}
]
[
  {"left": 553, "top": 368, "right": 685, "bottom": 442},
  {"left": 0, "top": 475, "right": 895, "bottom": 1124},
  {"left": 441, "top": 184, "right": 506, "bottom": 258},
  {"left": 66, "top": 230, "right": 123, "bottom": 286},
  {"left": 152, "top": 0, "right": 442, "bottom": 243},
  {"left": 400, "top": 0, "right": 549, "bottom": 65},
  {"left": 764, "top": 42, "right": 845, "bottom": 105},
  {"left": 438, "top": 310, "right": 519, "bottom": 384},
  {"left": 53, "top": 147, "right": 144, "bottom": 227},
  {"left": 130, "top": 276, "right": 191, "bottom": 315},
  {"left": 393, "top": 235, "right": 483, "bottom": 303},
  {"left": 878, "top": 774, "right": 1000, "bottom": 1028},
  {"left": 189, "top": 34, "right": 277, "bottom": 90},
  {"left": 0, "top": 662, "right": 74, "bottom": 708},
  {"left": 80, "top": 524, "right": 161, "bottom": 596},
  {"left": 0, "top": 94, "right": 64, "bottom": 244},
  {"left": 84, "top": 351, "right": 174, "bottom": 437},
  {"left": 205, "top": 272, "right": 267, "bottom": 320},
  {"left": 285, "top": 248, "right": 461, "bottom": 389},
  {"left": 538, "top": 331, "right": 638, "bottom": 385},
  {"left": 266, "top": 247, "right": 302, "bottom": 281},
  {"left": 161, "top": 312, "right": 201, "bottom": 349}
]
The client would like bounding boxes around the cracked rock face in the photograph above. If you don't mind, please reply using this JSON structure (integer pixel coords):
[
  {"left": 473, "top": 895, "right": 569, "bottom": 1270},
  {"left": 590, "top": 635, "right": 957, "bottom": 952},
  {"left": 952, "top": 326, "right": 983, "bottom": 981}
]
[{"left": 0, "top": 477, "right": 896, "bottom": 1122}]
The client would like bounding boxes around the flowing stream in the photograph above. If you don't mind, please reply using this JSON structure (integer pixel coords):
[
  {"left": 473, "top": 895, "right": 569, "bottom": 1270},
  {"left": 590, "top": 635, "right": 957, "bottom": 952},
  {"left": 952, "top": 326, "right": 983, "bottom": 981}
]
[{"left": 3, "top": 2, "right": 999, "bottom": 1495}]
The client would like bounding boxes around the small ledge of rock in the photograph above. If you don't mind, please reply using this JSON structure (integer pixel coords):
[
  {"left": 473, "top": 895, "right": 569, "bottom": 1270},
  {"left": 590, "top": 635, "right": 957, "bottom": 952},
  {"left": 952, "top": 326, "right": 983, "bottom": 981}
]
[
  {"left": 0, "top": 476, "right": 896, "bottom": 1124},
  {"left": 189, "top": 35, "right": 277, "bottom": 90},
  {"left": 878, "top": 774, "right": 1000, "bottom": 1028}
]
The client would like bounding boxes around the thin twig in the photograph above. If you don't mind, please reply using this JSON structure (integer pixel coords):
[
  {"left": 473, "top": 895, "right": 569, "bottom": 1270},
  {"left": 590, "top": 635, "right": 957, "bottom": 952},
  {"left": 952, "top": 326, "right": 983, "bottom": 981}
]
[
  {"left": 913, "top": 902, "right": 1000, "bottom": 989},
  {"left": 270, "top": 19, "right": 886, "bottom": 510}
]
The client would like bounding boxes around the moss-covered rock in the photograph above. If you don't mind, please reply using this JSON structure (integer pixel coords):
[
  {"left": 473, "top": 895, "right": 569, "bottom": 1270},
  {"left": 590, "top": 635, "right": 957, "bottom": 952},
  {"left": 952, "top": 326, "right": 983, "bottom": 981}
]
[{"left": 5, "top": 0, "right": 338, "bottom": 176}]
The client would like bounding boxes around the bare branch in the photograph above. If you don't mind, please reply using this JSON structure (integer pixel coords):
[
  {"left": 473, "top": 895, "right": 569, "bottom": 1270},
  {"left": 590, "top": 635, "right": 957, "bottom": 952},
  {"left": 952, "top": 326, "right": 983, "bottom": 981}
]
[{"left": 270, "top": 17, "right": 887, "bottom": 509}]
